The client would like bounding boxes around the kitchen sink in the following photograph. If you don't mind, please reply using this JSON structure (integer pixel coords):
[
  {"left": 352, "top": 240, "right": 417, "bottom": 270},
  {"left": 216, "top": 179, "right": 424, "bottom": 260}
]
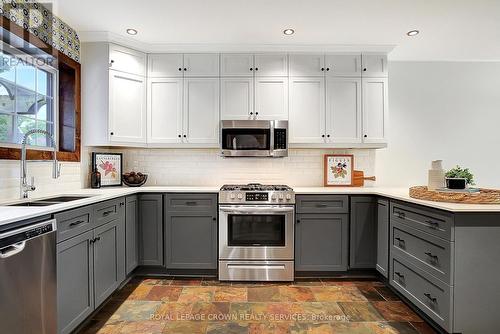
[{"left": 8, "top": 195, "right": 93, "bottom": 207}]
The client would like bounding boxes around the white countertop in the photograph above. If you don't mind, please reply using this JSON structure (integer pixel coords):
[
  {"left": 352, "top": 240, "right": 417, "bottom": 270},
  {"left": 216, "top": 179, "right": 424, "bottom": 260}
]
[{"left": 1, "top": 186, "right": 500, "bottom": 227}]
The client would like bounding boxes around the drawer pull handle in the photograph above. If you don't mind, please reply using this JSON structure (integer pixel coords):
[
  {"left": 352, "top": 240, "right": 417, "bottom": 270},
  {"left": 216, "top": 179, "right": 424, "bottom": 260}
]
[
  {"left": 185, "top": 201, "right": 198, "bottom": 206},
  {"left": 426, "top": 220, "right": 439, "bottom": 229},
  {"left": 424, "top": 293, "right": 437, "bottom": 303},
  {"left": 394, "top": 271, "right": 405, "bottom": 279},
  {"left": 425, "top": 252, "right": 439, "bottom": 260},
  {"left": 315, "top": 204, "right": 328, "bottom": 208},
  {"left": 69, "top": 220, "right": 86, "bottom": 227},
  {"left": 395, "top": 237, "right": 405, "bottom": 243},
  {"left": 102, "top": 210, "right": 115, "bottom": 217},
  {"left": 395, "top": 211, "right": 406, "bottom": 219}
]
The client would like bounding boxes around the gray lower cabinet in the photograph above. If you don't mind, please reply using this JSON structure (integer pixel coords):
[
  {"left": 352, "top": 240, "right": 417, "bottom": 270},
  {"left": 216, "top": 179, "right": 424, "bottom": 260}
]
[
  {"left": 138, "top": 194, "right": 164, "bottom": 266},
  {"left": 57, "top": 231, "right": 94, "bottom": 334},
  {"left": 125, "top": 195, "right": 139, "bottom": 274},
  {"left": 295, "top": 213, "right": 349, "bottom": 271},
  {"left": 350, "top": 196, "right": 377, "bottom": 269},
  {"left": 376, "top": 198, "right": 389, "bottom": 277},
  {"left": 93, "top": 218, "right": 125, "bottom": 306},
  {"left": 165, "top": 193, "right": 218, "bottom": 270}
]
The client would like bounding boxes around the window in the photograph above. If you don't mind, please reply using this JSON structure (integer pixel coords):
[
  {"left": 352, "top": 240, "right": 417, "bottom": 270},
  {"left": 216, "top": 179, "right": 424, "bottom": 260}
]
[{"left": 0, "top": 42, "right": 57, "bottom": 148}]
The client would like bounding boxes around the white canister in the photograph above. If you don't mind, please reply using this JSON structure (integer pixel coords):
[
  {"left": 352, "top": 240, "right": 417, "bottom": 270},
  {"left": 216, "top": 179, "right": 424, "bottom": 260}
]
[{"left": 428, "top": 160, "right": 445, "bottom": 190}]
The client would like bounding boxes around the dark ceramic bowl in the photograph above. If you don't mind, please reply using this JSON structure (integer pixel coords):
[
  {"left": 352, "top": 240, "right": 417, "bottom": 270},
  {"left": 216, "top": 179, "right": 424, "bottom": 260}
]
[{"left": 122, "top": 174, "right": 148, "bottom": 187}]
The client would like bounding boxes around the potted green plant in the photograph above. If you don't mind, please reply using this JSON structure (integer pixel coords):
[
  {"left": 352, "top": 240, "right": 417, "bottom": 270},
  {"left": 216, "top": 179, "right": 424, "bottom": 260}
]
[{"left": 445, "top": 166, "right": 475, "bottom": 189}]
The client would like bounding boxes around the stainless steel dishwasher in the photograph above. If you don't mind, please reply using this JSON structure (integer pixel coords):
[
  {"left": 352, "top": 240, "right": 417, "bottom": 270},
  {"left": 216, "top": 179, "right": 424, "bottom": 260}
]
[{"left": 0, "top": 218, "right": 57, "bottom": 334}]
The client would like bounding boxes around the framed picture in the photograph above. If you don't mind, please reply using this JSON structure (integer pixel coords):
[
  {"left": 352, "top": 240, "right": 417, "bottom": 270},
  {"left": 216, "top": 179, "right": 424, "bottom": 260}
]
[
  {"left": 324, "top": 154, "right": 354, "bottom": 187},
  {"left": 92, "top": 152, "right": 123, "bottom": 187}
]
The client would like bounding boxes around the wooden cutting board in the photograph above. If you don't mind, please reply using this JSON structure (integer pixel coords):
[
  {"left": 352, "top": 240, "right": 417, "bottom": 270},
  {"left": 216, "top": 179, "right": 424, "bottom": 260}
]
[{"left": 353, "top": 170, "right": 376, "bottom": 187}]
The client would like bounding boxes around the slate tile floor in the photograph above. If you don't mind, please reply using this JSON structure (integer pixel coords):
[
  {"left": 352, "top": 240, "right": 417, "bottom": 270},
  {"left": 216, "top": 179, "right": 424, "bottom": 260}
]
[{"left": 80, "top": 277, "right": 438, "bottom": 334}]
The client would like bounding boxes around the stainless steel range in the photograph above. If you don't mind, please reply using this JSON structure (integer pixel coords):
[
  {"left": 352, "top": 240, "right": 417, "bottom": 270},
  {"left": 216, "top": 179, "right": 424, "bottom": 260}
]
[{"left": 218, "top": 183, "right": 295, "bottom": 281}]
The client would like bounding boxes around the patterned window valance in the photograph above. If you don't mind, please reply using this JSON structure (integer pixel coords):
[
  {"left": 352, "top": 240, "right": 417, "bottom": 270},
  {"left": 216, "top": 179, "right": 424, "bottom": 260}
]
[{"left": 0, "top": 1, "right": 80, "bottom": 63}]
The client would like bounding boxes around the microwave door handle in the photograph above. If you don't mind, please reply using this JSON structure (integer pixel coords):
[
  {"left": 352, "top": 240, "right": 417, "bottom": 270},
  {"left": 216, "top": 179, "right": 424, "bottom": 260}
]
[
  {"left": 219, "top": 206, "right": 294, "bottom": 214},
  {"left": 232, "top": 137, "right": 237, "bottom": 150}
]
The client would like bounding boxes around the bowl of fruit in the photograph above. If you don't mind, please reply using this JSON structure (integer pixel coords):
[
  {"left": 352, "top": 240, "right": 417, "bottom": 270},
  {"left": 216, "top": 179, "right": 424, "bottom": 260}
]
[{"left": 122, "top": 171, "right": 148, "bottom": 187}]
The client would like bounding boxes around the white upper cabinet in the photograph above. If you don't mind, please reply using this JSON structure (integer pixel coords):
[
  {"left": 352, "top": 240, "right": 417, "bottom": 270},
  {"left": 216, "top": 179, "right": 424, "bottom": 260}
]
[
  {"left": 220, "top": 77, "right": 254, "bottom": 120},
  {"left": 254, "top": 54, "right": 288, "bottom": 76},
  {"left": 325, "top": 54, "right": 362, "bottom": 77},
  {"left": 148, "top": 54, "right": 183, "bottom": 77},
  {"left": 183, "top": 78, "right": 220, "bottom": 144},
  {"left": 147, "top": 78, "right": 183, "bottom": 144},
  {"left": 108, "top": 71, "right": 147, "bottom": 143},
  {"left": 362, "top": 77, "right": 388, "bottom": 143},
  {"left": 326, "top": 77, "right": 362, "bottom": 143},
  {"left": 254, "top": 77, "right": 289, "bottom": 120},
  {"left": 361, "top": 54, "right": 388, "bottom": 77},
  {"left": 289, "top": 54, "right": 324, "bottom": 76},
  {"left": 109, "top": 44, "right": 146, "bottom": 76},
  {"left": 221, "top": 54, "right": 254, "bottom": 76},
  {"left": 289, "top": 77, "right": 325, "bottom": 143},
  {"left": 183, "top": 54, "right": 219, "bottom": 77}
]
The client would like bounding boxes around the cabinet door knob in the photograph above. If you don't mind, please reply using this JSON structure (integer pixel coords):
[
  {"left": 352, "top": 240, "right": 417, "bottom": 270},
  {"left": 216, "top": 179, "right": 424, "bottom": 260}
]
[
  {"left": 327, "top": 134, "right": 330, "bottom": 138},
  {"left": 250, "top": 68, "right": 253, "bottom": 71},
  {"left": 326, "top": 67, "right": 330, "bottom": 71},
  {"left": 363, "top": 68, "right": 367, "bottom": 72},
  {"left": 110, "top": 132, "right": 114, "bottom": 136},
  {"left": 212, "top": 217, "right": 217, "bottom": 221},
  {"left": 183, "top": 68, "right": 187, "bottom": 71},
  {"left": 183, "top": 135, "right": 187, "bottom": 138},
  {"left": 364, "top": 134, "right": 368, "bottom": 138},
  {"left": 178, "top": 135, "right": 181, "bottom": 138},
  {"left": 109, "top": 60, "right": 114, "bottom": 67},
  {"left": 296, "top": 219, "right": 300, "bottom": 223},
  {"left": 321, "top": 134, "right": 325, "bottom": 138},
  {"left": 178, "top": 68, "right": 182, "bottom": 71},
  {"left": 250, "top": 112, "right": 254, "bottom": 115},
  {"left": 255, "top": 112, "right": 259, "bottom": 115},
  {"left": 255, "top": 67, "right": 259, "bottom": 71},
  {"left": 321, "top": 68, "right": 325, "bottom": 71}
]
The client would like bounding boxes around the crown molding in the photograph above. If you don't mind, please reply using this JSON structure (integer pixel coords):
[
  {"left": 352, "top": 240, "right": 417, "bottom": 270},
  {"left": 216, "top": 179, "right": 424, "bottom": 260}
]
[{"left": 78, "top": 31, "right": 396, "bottom": 54}]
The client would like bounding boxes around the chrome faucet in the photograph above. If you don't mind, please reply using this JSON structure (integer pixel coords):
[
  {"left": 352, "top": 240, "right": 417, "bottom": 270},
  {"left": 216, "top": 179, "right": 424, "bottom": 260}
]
[{"left": 20, "top": 129, "right": 61, "bottom": 199}]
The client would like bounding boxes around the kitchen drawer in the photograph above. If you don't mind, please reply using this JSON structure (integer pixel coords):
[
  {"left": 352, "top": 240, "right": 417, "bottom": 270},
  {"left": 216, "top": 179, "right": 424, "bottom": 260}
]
[
  {"left": 296, "top": 195, "right": 349, "bottom": 214},
  {"left": 390, "top": 202, "right": 453, "bottom": 241},
  {"left": 165, "top": 193, "right": 217, "bottom": 213},
  {"left": 391, "top": 255, "right": 453, "bottom": 332},
  {"left": 392, "top": 221, "right": 453, "bottom": 284},
  {"left": 55, "top": 206, "right": 93, "bottom": 242},
  {"left": 94, "top": 198, "right": 125, "bottom": 227}
]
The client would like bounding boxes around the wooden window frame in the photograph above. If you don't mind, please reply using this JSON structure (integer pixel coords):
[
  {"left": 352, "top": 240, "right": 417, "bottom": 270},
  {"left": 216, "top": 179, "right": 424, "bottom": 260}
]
[{"left": 0, "top": 16, "right": 81, "bottom": 162}]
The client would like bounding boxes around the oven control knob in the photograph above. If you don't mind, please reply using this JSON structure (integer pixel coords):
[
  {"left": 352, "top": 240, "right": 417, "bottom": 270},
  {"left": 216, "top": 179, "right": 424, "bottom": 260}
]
[
  {"left": 279, "top": 194, "right": 284, "bottom": 200},
  {"left": 271, "top": 194, "right": 277, "bottom": 201},
  {"left": 286, "top": 194, "right": 292, "bottom": 200},
  {"left": 230, "top": 193, "right": 236, "bottom": 199},
  {"left": 237, "top": 193, "right": 243, "bottom": 199}
]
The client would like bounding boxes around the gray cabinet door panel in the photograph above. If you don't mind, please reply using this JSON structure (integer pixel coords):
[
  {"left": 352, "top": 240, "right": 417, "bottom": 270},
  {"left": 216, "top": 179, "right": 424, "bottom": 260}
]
[
  {"left": 93, "top": 218, "right": 125, "bottom": 307},
  {"left": 57, "top": 231, "right": 94, "bottom": 334},
  {"left": 94, "top": 198, "right": 125, "bottom": 227},
  {"left": 55, "top": 206, "right": 93, "bottom": 243},
  {"left": 165, "top": 193, "right": 218, "bottom": 212},
  {"left": 295, "top": 213, "right": 349, "bottom": 271},
  {"left": 376, "top": 198, "right": 389, "bottom": 277},
  {"left": 125, "top": 195, "right": 139, "bottom": 275},
  {"left": 296, "top": 195, "right": 349, "bottom": 214},
  {"left": 138, "top": 194, "right": 164, "bottom": 266},
  {"left": 165, "top": 213, "right": 218, "bottom": 269},
  {"left": 350, "top": 196, "right": 377, "bottom": 269}
]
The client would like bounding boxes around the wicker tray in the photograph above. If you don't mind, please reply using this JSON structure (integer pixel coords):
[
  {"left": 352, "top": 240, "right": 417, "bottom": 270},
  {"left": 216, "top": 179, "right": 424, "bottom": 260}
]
[{"left": 409, "top": 186, "right": 500, "bottom": 204}]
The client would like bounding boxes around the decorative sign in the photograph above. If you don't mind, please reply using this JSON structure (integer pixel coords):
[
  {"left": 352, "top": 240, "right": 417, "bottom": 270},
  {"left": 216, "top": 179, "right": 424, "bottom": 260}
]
[
  {"left": 324, "top": 154, "right": 354, "bottom": 187},
  {"left": 92, "top": 152, "right": 122, "bottom": 186}
]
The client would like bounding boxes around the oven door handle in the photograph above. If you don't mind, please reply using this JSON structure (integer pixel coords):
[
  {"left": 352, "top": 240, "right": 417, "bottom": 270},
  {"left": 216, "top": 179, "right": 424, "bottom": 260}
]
[{"left": 219, "top": 205, "right": 294, "bottom": 215}]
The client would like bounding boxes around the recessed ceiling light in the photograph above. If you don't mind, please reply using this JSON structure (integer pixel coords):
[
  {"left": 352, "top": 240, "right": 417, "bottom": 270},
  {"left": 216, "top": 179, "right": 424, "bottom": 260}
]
[
  {"left": 406, "top": 30, "right": 419, "bottom": 36},
  {"left": 283, "top": 29, "right": 295, "bottom": 36},
  {"left": 126, "top": 28, "right": 138, "bottom": 35}
]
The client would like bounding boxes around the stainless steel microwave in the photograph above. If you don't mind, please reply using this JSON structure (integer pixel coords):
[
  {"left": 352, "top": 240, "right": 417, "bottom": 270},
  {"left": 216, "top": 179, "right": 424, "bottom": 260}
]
[{"left": 220, "top": 120, "right": 288, "bottom": 157}]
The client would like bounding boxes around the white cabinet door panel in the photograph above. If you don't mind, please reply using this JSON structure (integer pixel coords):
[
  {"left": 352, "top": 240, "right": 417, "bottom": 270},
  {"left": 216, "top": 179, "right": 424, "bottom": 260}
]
[
  {"left": 255, "top": 77, "right": 288, "bottom": 120},
  {"left": 183, "top": 54, "right": 219, "bottom": 77},
  {"left": 220, "top": 77, "right": 254, "bottom": 120},
  {"left": 325, "top": 54, "right": 361, "bottom": 77},
  {"left": 220, "top": 54, "right": 254, "bottom": 76},
  {"left": 109, "top": 71, "right": 146, "bottom": 143},
  {"left": 362, "top": 77, "right": 388, "bottom": 143},
  {"left": 147, "top": 78, "right": 183, "bottom": 143},
  {"left": 289, "top": 77, "right": 325, "bottom": 143},
  {"left": 148, "top": 54, "right": 183, "bottom": 77},
  {"left": 361, "top": 54, "right": 388, "bottom": 77},
  {"left": 326, "top": 77, "right": 362, "bottom": 143},
  {"left": 254, "top": 54, "right": 288, "bottom": 76},
  {"left": 183, "top": 78, "right": 220, "bottom": 144},
  {"left": 289, "top": 54, "right": 324, "bottom": 76},
  {"left": 109, "top": 44, "right": 146, "bottom": 76}
]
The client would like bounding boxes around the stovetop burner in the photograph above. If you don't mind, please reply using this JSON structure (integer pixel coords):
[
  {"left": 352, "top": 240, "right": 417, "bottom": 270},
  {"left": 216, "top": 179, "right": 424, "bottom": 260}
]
[{"left": 220, "top": 183, "right": 293, "bottom": 192}]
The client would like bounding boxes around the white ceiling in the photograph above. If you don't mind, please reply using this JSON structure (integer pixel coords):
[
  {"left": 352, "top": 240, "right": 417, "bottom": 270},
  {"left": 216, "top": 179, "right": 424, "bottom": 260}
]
[{"left": 52, "top": 0, "right": 500, "bottom": 61}]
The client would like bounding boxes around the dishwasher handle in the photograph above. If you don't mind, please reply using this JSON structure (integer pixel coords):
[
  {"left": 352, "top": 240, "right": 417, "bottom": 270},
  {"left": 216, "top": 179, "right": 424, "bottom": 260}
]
[{"left": 0, "top": 241, "right": 26, "bottom": 259}]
